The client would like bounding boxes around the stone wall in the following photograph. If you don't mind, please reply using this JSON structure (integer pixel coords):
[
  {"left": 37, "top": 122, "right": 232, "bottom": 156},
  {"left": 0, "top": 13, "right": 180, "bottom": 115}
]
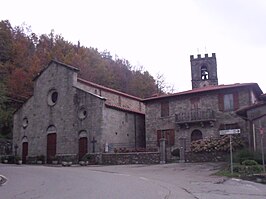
[
  {"left": 76, "top": 79, "right": 145, "bottom": 113},
  {"left": 145, "top": 86, "right": 254, "bottom": 151},
  {"left": 89, "top": 152, "right": 160, "bottom": 165},
  {"left": 102, "top": 107, "right": 145, "bottom": 151}
]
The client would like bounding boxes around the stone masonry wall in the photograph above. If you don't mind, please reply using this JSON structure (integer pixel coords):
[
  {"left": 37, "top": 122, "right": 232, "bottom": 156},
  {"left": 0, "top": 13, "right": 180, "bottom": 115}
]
[
  {"left": 13, "top": 62, "right": 105, "bottom": 158},
  {"left": 101, "top": 107, "right": 145, "bottom": 151},
  {"left": 75, "top": 80, "right": 145, "bottom": 113},
  {"left": 89, "top": 152, "right": 160, "bottom": 165},
  {"left": 145, "top": 87, "right": 254, "bottom": 152}
]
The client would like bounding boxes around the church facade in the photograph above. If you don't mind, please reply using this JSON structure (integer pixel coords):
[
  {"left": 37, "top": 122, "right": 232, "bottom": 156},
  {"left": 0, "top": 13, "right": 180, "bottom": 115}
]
[
  {"left": 13, "top": 60, "right": 145, "bottom": 163},
  {"left": 143, "top": 53, "right": 263, "bottom": 157}
]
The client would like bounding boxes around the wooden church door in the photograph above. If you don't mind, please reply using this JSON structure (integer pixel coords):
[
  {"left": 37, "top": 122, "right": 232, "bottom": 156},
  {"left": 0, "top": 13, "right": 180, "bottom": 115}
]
[
  {"left": 47, "top": 133, "right": 57, "bottom": 163},
  {"left": 79, "top": 137, "right": 88, "bottom": 160},
  {"left": 22, "top": 142, "right": 28, "bottom": 164}
]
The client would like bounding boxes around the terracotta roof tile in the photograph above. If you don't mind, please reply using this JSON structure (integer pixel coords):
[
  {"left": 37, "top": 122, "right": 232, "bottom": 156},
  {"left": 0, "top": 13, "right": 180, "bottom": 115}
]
[
  {"left": 143, "top": 83, "right": 263, "bottom": 102},
  {"left": 77, "top": 78, "right": 143, "bottom": 101}
]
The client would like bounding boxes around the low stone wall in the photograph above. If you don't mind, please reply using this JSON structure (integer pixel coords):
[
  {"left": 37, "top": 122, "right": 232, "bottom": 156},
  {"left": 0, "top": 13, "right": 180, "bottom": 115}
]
[
  {"left": 56, "top": 154, "right": 78, "bottom": 164},
  {"left": 185, "top": 151, "right": 229, "bottom": 162},
  {"left": 89, "top": 152, "right": 160, "bottom": 165}
]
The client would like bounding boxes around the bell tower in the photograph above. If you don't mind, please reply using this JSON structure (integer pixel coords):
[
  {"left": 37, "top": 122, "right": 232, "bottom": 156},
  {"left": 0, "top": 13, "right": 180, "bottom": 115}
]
[{"left": 190, "top": 53, "right": 218, "bottom": 89}]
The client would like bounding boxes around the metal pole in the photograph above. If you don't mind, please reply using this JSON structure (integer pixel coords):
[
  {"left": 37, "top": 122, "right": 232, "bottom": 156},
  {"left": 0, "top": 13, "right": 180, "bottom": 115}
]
[
  {"left": 261, "top": 135, "right": 265, "bottom": 172},
  {"left": 253, "top": 124, "right": 256, "bottom": 151},
  {"left": 259, "top": 120, "right": 265, "bottom": 172},
  {"left": 230, "top": 135, "right": 233, "bottom": 174}
]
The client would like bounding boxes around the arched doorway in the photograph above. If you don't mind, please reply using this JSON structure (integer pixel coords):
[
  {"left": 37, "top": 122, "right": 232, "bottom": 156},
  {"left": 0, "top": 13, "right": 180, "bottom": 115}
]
[
  {"left": 22, "top": 137, "right": 28, "bottom": 164},
  {"left": 191, "top": 130, "right": 203, "bottom": 142},
  {"left": 47, "top": 125, "right": 57, "bottom": 163},
  {"left": 78, "top": 131, "right": 88, "bottom": 160}
]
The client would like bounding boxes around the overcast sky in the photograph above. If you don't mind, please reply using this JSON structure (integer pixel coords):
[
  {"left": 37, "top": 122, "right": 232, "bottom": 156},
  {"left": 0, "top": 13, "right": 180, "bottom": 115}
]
[{"left": 1, "top": 0, "right": 266, "bottom": 93}]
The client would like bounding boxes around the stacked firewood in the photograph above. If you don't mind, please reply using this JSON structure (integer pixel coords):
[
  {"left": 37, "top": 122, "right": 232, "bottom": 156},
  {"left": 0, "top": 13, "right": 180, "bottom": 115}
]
[{"left": 191, "top": 135, "right": 244, "bottom": 153}]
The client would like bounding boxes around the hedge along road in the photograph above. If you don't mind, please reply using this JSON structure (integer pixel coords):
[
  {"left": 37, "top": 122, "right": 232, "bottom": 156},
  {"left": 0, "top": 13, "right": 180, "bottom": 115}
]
[{"left": 0, "top": 163, "right": 266, "bottom": 199}]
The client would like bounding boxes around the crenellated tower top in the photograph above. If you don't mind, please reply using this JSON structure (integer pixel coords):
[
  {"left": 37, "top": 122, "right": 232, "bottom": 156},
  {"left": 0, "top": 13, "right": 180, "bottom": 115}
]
[{"left": 190, "top": 53, "right": 218, "bottom": 89}]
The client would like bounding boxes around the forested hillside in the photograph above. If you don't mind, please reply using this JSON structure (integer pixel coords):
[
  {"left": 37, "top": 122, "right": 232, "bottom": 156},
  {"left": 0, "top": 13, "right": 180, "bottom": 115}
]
[{"left": 0, "top": 20, "right": 168, "bottom": 138}]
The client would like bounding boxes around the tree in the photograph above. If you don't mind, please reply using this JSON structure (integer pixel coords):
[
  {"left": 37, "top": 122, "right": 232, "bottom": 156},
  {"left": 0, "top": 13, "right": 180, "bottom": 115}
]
[
  {"left": 0, "top": 19, "right": 173, "bottom": 138},
  {"left": 0, "top": 20, "right": 13, "bottom": 63},
  {"left": 0, "top": 81, "right": 14, "bottom": 138}
]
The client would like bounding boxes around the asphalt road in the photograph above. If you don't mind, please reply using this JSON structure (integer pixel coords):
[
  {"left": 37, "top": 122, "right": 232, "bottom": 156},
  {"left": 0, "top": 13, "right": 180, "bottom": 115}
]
[{"left": 0, "top": 163, "right": 266, "bottom": 199}]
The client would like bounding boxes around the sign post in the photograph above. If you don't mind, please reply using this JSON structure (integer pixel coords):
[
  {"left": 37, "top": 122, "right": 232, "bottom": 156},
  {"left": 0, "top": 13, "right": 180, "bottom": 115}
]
[
  {"left": 230, "top": 135, "right": 233, "bottom": 174},
  {"left": 219, "top": 129, "right": 241, "bottom": 174}
]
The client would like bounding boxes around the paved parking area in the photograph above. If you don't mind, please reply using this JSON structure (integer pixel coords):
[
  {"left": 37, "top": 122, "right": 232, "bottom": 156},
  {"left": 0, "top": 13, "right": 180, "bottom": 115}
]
[{"left": 0, "top": 163, "right": 266, "bottom": 199}]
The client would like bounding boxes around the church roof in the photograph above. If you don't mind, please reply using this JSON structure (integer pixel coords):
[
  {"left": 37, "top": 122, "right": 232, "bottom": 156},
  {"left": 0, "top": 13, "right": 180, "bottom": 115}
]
[
  {"left": 143, "top": 83, "right": 263, "bottom": 102},
  {"left": 77, "top": 78, "right": 143, "bottom": 101}
]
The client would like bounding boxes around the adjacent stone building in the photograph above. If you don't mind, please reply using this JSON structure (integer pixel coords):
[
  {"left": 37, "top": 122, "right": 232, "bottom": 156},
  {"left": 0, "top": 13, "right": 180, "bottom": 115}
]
[
  {"left": 13, "top": 60, "right": 145, "bottom": 163},
  {"left": 237, "top": 94, "right": 266, "bottom": 153},
  {"left": 143, "top": 53, "right": 263, "bottom": 158}
]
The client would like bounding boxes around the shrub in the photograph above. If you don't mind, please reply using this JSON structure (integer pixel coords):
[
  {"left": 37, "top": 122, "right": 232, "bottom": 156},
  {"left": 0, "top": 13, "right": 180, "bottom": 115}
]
[
  {"left": 1, "top": 156, "right": 7, "bottom": 162},
  {"left": 171, "top": 148, "right": 180, "bottom": 157},
  {"left": 234, "top": 149, "right": 253, "bottom": 164},
  {"left": 234, "top": 149, "right": 266, "bottom": 165},
  {"left": 82, "top": 154, "right": 91, "bottom": 161},
  {"left": 242, "top": 160, "right": 258, "bottom": 166},
  {"left": 233, "top": 164, "right": 263, "bottom": 175},
  {"left": 7, "top": 155, "right": 15, "bottom": 163},
  {"left": 37, "top": 155, "right": 45, "bottom": 162}
]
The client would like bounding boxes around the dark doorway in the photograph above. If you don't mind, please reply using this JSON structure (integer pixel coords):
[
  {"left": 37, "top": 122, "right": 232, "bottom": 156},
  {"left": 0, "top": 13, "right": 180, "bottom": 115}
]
[
  {"left": 191, "top": 130, "right": 203, "bottom": 142},
  {"left": 79, "top": 137, "right": 88, "bottom": 160},
  {"left": 47, "top": 133, "right": 57, "bottom": 163},
  {"left": 22, "top": 142, "right": 28, "bottom": 164}
]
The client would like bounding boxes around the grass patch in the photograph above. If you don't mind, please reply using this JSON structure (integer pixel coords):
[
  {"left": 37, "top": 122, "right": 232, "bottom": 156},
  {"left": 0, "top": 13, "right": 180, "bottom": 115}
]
[
  {"left": 214, "top": 162, "right": 266, "bottom": 184},
  {"left": 215, "top": 169, "right": 240, "bottom": 178}
]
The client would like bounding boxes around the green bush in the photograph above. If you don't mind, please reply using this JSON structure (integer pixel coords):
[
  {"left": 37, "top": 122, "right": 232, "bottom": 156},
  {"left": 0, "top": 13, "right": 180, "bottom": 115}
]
[
  {"left": 36, "top": 155, "right": 45, "bottom": 162},
  {"left": 234, "top": 149, "right": 253, "bottom": 164},
  {"left": 233, "top": 164, "right": 263, "bottom": 175},
  {"left": 171, "top": 148, "right": 180, "bottom": 157},
  {"left": 242, "top": 160, "right": 258, "bottom": 166},
  {"left": 82, "top": 154, "right": 91, "bottom": 161},
  {"left": 234, "top": 149, "right": 265, "bottom": 165}
]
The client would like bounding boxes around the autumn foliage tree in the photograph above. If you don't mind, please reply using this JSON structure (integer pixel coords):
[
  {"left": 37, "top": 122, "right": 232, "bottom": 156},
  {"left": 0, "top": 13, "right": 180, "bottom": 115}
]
[{"left": 0, "top": 20, "right": 171, "bottom": 137}]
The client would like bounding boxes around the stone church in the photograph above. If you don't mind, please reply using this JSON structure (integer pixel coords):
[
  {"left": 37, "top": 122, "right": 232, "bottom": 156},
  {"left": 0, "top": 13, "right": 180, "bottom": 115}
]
[
  {"left": 143, "top": 53, "right": 263, "bottom": 157},
  {"left": 13, "top": 60, "right": 145, "bottom": 163},
  {"left": 13, "top": 53, "right": 265, "bottom": 164}
]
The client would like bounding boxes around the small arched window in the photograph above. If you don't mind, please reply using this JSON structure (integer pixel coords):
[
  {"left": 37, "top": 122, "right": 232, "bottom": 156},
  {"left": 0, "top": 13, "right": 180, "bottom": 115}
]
[
  {"left": 47, "top": 125, "right": 56, "bottom": 134},
  {"left": 201, "top": 65, "right": 209, "bottom": 80},
  {"left": 191, "top": 130, "right": 203, "bottom": 142}
]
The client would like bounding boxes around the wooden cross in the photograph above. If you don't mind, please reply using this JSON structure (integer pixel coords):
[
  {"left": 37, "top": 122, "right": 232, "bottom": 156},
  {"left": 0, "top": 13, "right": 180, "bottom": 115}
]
[{"left": 91, "top": 137, "right": 97, "bottom": 153}]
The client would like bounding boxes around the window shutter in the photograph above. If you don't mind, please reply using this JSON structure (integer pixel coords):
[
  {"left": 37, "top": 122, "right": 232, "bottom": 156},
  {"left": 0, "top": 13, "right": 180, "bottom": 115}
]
[
  {"left": 233, "top": 92, "right": 239, "bottom": 110},
  {"left": 218, "top": 94, "right": 224, "bottom": 111},
  {"left": 169, "top": 129, "right": 175, "bottom": 146},
  {"left": 157, "top": 130, "right": 162, "bottom": 146}
]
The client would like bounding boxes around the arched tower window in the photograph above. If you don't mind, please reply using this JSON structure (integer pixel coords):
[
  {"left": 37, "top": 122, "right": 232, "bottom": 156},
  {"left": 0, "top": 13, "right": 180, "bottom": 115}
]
[
  {"left": 201, "top": 65, "right": 209, "bottom": 80},
  {"left": 191, "top": 130, "right": 203, "bottom": 142}
]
